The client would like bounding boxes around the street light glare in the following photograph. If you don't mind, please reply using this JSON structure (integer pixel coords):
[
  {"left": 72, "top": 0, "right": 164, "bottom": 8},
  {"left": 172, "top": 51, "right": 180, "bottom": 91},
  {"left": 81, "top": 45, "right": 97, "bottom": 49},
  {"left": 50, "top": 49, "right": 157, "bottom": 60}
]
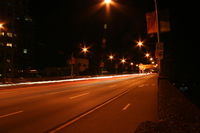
[
  {"left": 82, "top": 47, "right": 88, "bottom": 52},
  {"left": 104, "top": 0, "right": 111, "bottom": 4},
  {"left": 109, "top": 55, "right": 114, "bottom": 59},
  {"left": 121, "top": 59, "right": 126, "bottom": 63},
  {"left": 145, "top": 53, "right": 150, "bottom": 57},
  {"left": 137, "top": 42, "right": 143, "bottom": 46}
]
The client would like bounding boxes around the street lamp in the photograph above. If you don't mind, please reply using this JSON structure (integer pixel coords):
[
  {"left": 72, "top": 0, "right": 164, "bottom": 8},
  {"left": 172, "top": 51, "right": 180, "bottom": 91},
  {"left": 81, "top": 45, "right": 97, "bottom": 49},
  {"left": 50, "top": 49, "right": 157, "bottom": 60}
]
[
  {"left": 121, "top": 59, "right": 125, "bottom": 63},
  {"left": 109, "top": 55, "right": 114, "bottom": 60},
  {"left": 82, "top": 47, "right": 88, "bottom": 52},
  {"left": 137, "top": 41, "right": 143, "bottom": 47},
  {"left": 104, "top": 0, "right": 111, "bottom": 4},
  {"left": 0, "top": 24, "right": 3, "bottom": 35},
  {"left": 145, "top": 53, "right": 150, "bottom": 58}
]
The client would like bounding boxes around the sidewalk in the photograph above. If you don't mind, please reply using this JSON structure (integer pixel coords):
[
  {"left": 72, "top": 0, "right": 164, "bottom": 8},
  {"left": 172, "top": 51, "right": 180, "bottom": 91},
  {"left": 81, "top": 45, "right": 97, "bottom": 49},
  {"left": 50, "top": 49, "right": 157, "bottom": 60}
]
[{"left": 135, "top": 78, "right": 200, "bottom": 132}]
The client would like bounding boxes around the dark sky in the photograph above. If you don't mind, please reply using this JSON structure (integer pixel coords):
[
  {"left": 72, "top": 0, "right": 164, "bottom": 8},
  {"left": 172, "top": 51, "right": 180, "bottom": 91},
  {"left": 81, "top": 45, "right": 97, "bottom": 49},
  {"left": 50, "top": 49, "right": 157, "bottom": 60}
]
[{"left": 27, "top": 0, "right": 199, "bottom": 79}]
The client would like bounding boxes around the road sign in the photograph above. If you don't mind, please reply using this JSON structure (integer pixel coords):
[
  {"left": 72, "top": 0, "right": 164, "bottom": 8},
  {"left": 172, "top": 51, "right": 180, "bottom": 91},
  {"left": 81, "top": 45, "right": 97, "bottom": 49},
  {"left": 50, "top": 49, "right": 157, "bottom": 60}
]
[
  {"left": 156, "top": 42, "right": 164, "bottom": 51},
  {"left": 100, "top": 62, "right": 104, "bottom": 67},
  {"left": 155, "top": 50, "right": 163, "bottom": 59}
]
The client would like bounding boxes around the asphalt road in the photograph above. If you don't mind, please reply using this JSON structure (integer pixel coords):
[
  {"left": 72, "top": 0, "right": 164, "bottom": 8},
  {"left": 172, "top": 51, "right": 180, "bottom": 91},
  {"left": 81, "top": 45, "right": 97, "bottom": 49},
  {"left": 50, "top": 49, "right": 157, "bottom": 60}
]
[{"left": 0, "top": 74, "right": 158, "bottom": 133}]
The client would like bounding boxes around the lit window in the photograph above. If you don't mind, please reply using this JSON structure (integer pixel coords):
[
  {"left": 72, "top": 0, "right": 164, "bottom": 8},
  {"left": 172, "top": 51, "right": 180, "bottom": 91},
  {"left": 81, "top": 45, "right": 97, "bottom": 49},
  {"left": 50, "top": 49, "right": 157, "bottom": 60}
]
[
  {"left": 104, "top": 24, "right": 107, "bottom": 29},
  {"left": 25, "top": 17, "right": 29, "bottom": 21},
  {"left": 6, "top": 43, "right": 12, "bottom": 47},
  {"left": 7, "top": 59, "right": 10, "bottom": 63},
  {"left": 23, "top": 49, "right": 28, "bottom": 54},
  {"left": 7, "top": 32, "right": 12, "bottom": 37},
  {"left": 0, "top": 32, "right": 4, "bottom": 36},
  {"left": 25, "top": 17, "right": 32, "bottom": 22}
]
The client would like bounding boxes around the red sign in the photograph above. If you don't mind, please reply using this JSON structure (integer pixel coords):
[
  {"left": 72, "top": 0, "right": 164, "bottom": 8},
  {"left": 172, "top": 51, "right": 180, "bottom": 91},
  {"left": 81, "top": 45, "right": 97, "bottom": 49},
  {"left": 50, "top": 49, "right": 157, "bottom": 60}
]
[
  {"left": 71, "top": 57, "right": 75, "bottom": 64},
  {"left": 100, "top": 62, "right": 104, "bottom": 67},
  {"left": 146, "top": 10, "right": 170, "bottom": 34}
]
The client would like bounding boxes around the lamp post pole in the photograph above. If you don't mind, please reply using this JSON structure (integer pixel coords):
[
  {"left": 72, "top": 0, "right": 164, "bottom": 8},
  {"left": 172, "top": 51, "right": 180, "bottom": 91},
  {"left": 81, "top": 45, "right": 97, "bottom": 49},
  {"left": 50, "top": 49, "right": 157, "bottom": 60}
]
[
  {"left": 154, "top": 0, "right": 160, "bottom": 43},
  {"left": 154, "top": 0, "right": 163, "bottom": 75},
  {"left": 71, "top": 51, "right": 75, "bottom": 78}
]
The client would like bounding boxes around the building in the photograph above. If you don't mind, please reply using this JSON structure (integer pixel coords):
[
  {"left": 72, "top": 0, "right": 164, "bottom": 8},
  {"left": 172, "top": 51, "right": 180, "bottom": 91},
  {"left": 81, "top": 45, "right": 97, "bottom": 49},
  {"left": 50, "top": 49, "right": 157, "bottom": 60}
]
[
  {"left": 74, "top": 58, "right": 89, "bottom": 75},
  {"left": 0, "top": 0, "right": 34, "bottom": 82},
  {"left": 139, "top": 63, "right": 158, "bottom": 73}
]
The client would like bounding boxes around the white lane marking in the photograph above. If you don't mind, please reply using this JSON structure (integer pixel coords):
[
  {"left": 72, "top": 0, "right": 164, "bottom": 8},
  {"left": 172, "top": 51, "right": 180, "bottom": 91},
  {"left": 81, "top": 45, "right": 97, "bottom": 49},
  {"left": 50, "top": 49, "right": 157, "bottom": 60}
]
[
  {"left": 138, "top": 84, "right": 151, "bottom": 87},
  {"left": 110, "top": 85, "right": 117, "bottom": 88},
  {"left": 49, "top": 80, "right": 146, "bottom": 133},
  {"left": 138, "top": 84, "right": 144, "bottom": 87},
  {"left": 0, "top": 110, "right": 24, "bottom": 118},
  {"left": 122, "top": 103, "right": 131, "bottom": 110},
  {"left": 69, "top": 92, "right": 89, "bottom": 99},
  {"left": 45, "top": 90, "right": 69, "bottom": 95}
]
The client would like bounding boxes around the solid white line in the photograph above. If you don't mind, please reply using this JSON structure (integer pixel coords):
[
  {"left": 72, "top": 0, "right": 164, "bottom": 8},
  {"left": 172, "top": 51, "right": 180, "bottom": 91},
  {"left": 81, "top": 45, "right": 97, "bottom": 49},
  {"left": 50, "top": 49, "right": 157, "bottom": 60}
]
[
  {"left": 49, "top": 80, "right": 146, "bottom": 133},
  {"left": 110, "top": 85, "right": 117, "bottom": 88},
  {"left": 69, "top": 92, "right": 89, "bottom": 99},
  {"left": 138, "top": 84, "right": 144, "bottom": 87},
  {"left": 122, "top": 103, "right": 131, "bottom": 110},
  {"left": 0, "top": 110, "right": 24, "bottom": 118},
  {"left": 46, "top": 90, "right": 69, "bottom": 95}
]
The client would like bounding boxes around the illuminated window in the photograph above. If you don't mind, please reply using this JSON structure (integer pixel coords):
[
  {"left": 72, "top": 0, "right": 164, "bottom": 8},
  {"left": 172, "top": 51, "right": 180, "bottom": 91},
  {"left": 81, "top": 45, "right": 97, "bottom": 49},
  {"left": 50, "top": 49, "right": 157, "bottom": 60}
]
[
  {"left": 23, "top": 49, "right": 28, "bottom": 54},
  {"left": 6, "top": 43, "right": 12, "bottom": 47},
  {"left": 104, "top": 24, "right": 107, "bottom": 29},
  {"left": 0, "top": 32, "right": 4, "bottom": 36},
  {"left": 7, "top": 32, "right": 12, "bottom": 37},
  {"left": 7, "top": 59, "right": 11, "bottom": 63}
]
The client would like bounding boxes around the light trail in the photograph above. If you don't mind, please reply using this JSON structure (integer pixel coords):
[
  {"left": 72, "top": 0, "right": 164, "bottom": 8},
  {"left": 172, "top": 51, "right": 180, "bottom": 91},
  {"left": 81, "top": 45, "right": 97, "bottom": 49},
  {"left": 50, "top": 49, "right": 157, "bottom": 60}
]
[{"left": 0, "top": 74, "right": 148, "bottom": 87}]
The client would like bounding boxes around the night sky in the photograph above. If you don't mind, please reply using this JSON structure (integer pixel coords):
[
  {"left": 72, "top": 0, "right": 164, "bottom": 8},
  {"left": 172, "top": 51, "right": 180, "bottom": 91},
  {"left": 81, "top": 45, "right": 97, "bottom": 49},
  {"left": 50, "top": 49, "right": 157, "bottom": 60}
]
[{"left": 27, "top": 0, "right": 199, "bottom": 79}]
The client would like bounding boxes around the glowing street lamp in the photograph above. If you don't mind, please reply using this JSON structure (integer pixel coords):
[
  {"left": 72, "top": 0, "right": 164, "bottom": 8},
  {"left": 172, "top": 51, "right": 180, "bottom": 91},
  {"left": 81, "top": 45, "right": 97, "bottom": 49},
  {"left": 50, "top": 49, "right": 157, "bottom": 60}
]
[
  {"left": 145, "top": 53, "right": 150, "bottom": 58},
  {"left": 104, "top": 0, "right": 111, "bottom": 4},
  {"left": 121, "top": 59, "right": 126, "bottom": 64},
  {"left": 109, "top": 55, "right": 114, "bottom": 60},
  {"left": 137, "top": 41, "right": 143, "bottom": 47},
  {"left": 82, "top": 47, "right": 88, "bottom": 52},
  {"left": 0, "top": 24, "right": 3, "bottom": 34}
]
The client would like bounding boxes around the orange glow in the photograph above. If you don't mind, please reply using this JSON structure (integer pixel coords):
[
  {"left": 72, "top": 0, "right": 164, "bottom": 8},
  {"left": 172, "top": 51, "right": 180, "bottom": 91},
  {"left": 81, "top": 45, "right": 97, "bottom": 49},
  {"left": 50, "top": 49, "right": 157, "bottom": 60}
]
[
  {"left": 109, "top": 55, "right": 114, "bottom": 60},
  {"left": 82, "top": 47, "right": 88, "bottom": 52},
  {"left": 137, "top": 41, "right": 143, "bottom": 46},
  {"left": 121, "top": 59, "right": 126, "bottom": 63},
  {"left": 145, "top": 53, "right": 150, "bottom": 57},
  {"left": 104, "top": 0, "right": 111, "bottom": 4}
]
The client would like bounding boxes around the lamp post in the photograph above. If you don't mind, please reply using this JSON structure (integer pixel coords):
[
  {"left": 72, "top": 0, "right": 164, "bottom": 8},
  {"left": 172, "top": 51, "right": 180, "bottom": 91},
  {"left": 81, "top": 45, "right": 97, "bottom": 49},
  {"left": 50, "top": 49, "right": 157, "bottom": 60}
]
[
  {"left": 137, "top": 41, "right": 143, "bottom": 47},
  {"left": 104, "top": 0, "right": 111, "bottom": 4},
  {"left": 154, "top": 0, "right": 160, "bottom": 43},
  {"left": 154, "top": 0, "right": 163, "bottom": 75},
  {"left": 71, "top": 51, "right": 75, "bottom": 78}
]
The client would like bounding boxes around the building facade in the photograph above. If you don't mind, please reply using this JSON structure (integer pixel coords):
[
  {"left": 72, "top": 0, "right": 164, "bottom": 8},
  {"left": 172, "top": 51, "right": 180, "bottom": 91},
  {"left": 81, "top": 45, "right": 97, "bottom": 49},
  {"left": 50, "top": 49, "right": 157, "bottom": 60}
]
[{"left": 0, "top": 0, "right": 34, "bottom": 82}]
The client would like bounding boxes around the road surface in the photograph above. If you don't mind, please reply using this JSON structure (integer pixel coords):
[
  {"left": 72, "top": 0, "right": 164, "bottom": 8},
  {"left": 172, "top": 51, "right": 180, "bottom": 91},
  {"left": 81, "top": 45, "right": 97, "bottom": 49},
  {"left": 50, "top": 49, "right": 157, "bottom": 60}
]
[{"left": 0, "top": 74, "right": 158, "bottom": 133}]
